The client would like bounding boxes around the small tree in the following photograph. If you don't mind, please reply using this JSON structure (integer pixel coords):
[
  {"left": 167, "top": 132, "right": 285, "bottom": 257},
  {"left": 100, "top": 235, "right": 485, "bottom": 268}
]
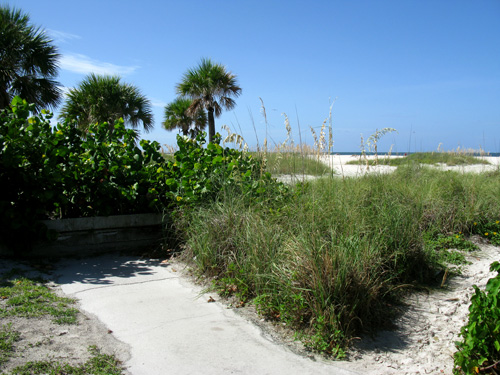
[
  {"left": 176, "top": 58, "right": 241, "bottom": 143},
  {"left": 59, "top": 73, "right": 153, "bottom": 134},
  {"left": 163, "top": 97, "right": 207, "bottom": 138}
]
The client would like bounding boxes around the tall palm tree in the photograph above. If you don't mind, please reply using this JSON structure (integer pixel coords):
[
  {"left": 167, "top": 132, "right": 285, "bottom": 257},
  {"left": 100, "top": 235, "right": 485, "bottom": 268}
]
[
  {"left": 176, "top": 58, "right": 241, "bottom": 143},
  {"left": 59, "top": 73, "right": 153, "bottom": 133},
  {"left": 163, "top": 97, "right": 207, "bottom": 138},
  {"left": 0, "top": 6, "right": 61, "bottom": 111}
]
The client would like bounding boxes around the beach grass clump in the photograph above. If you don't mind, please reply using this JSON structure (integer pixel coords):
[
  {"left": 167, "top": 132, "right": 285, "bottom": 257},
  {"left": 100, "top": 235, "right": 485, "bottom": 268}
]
[
  {"left": 243, "top": 100, "right": 334, "bottom": 178},
  {"left": 177, "top": 165, "right": 500, "bottom": 356},
  {"left": 256, "top": 151, "right": 332, "bottom": 176}
]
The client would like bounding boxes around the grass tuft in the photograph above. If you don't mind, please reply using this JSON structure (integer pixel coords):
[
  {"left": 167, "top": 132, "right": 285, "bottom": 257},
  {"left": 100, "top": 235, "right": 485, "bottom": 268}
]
[
  {"left": 0, "top": 323, "right": 20, "bottom": 366},
  {"left": 258, "top": 151, "right": 332, "bottom": 176},
  {"left": 5, "top": 346, "right": 124, "bottom": 375},
  {"left": 0, "top": 273, "right": 78, "bottom": 324}
]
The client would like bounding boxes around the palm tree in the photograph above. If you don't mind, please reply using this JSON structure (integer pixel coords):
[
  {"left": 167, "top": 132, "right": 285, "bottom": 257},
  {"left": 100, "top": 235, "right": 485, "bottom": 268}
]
[
  {"left": 0, "top": 6, "right": 61, "bottom": 111},
  {"left": 59, "top": 73, "right": 153, "bottom": 133},
  {"left": 176, "top": 58, "right": 241, "bottom": 143},
  {"left": 163, "top": 97, "right": 207, "bottom": 138}
]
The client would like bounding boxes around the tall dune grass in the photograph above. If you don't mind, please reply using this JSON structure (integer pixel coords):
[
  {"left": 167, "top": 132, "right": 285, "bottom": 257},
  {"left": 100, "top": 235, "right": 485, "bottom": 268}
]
[
  {"left": 175, "top": 164, "right": 500, "bottom": 356},
  {"left": 169, "top": 103, "right": 500, "bottom": 356},
  {"left": 257, "top": 151, "right": 331, "bottom": 176}
]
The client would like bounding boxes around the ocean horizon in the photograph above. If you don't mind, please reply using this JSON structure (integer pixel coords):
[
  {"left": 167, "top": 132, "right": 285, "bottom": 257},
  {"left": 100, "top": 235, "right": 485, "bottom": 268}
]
[{"left": 332, "top": 151, "right": 500, "bottom": 157}]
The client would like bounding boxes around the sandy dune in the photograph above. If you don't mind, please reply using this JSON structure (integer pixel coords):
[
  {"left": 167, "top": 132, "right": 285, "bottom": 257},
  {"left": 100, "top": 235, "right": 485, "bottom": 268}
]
[{"left": 315, "top": 154, "right": 499, "bottom": 178}]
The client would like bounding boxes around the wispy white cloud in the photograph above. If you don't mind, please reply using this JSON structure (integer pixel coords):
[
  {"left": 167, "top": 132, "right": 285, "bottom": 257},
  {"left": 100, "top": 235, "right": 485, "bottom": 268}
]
[
  {"left": 48, "top": 29, "right": 81, "bottom": 44},
  {"left": 60, "top": 53, "right": 138, "bottom": 76},
  {"left": 151, "top": 99, "right": 167, "bottom": 108}
]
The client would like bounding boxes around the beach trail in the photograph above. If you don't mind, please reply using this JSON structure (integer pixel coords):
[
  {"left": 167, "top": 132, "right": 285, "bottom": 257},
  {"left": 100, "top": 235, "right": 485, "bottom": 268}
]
[{"left": 55, "top": 255, "right": 358, "bottom": 375}]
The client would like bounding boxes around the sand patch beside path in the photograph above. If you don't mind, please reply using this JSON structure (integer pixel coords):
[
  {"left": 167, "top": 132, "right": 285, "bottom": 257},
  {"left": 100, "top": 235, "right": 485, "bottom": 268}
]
[
  {"left": 334, "top": 240, "right": 500, "bottom": 374},
  {"left": 0, "top": 259, "right": 130, "bottom": 374}
]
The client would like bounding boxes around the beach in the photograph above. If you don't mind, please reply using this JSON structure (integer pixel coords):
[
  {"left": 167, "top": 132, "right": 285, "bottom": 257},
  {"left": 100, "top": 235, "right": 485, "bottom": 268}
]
[
  {"left": 315, "top": 154, "right": 500, "bottom": 178},
  {"left": 2, "top": 155, "right": 499, "bottom": 374}
]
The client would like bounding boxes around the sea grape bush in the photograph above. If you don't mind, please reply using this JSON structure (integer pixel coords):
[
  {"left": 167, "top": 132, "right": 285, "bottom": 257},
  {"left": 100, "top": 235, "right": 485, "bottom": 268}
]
[
  {"left": 454, "top": 261, "right": 500, "bottom": 374},
  {"left": 0, "top": 98, "right": 169, "bottom": 250},
  {"left": 0, "top": 97, "right": 284, "bottom": 252},
  {"left": 164, "top": 131, "right": 286, "bottom": 206},
  {"left": 1, "top": 98, "right": 65, "bottom": 249}
]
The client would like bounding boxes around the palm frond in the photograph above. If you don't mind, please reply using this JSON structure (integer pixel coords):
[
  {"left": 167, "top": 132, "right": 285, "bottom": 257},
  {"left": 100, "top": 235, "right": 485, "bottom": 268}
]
[
  {"left": 175, "top": 58, "right": 241, "bottom": 142},
  {"left": 59, "top": 73, "right": 153, "bottom": 133},
  {"left": 163, "top": 97, "right": 207, "bottom": 138}
]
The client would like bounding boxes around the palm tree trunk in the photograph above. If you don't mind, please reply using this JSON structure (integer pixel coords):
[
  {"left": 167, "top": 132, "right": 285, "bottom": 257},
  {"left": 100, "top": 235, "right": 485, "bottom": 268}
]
[{"left": 208, "top": 107, "right": 215, "bottom": 143}]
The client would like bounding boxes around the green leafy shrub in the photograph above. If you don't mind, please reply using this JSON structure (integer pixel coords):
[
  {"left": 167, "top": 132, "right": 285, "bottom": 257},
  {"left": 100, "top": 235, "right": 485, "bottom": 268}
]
[
  {"left": 454, "top": 261, "right": 500, "bottom": 374},
  {"left": 473, "top": 220, "right": 500, "bottom": 246},
  {"left": 0, "top": 98, "right": 170, "bottom": 251},
  {"left": 1, "top": 98, "right": 67, "bottom": 249},
  {"left": 427, "top": 233, "right": 479, "bottom": 252},
  {"left": 164, "top": 131, "right": 287, "bottom": 206},
  {"left": 0, "top": 97, "right": 283, "bottom": 253},
  {"left": 425, "top": 233, "right": 478, "bottom": 266}
]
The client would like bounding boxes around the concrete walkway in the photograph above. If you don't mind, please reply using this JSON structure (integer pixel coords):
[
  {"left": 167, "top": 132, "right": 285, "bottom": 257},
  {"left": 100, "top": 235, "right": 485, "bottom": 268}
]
[{"left": 55, "top": 254, "right": 358, "bottom": 375}]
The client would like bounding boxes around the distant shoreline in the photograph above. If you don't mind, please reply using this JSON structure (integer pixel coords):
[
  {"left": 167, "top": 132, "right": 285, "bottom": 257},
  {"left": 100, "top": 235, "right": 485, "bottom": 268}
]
[
  {"left": 331, "top": 151, "right": 500, "bottom": 157},
  {"left": 315, "top": 154, "right": 500, "bottom": 178}
]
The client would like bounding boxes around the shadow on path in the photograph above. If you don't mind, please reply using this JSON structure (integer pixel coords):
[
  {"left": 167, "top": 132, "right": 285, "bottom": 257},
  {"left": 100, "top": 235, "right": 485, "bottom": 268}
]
[{"left": 53, "top": 253, "right": 170, "bottom": 286}]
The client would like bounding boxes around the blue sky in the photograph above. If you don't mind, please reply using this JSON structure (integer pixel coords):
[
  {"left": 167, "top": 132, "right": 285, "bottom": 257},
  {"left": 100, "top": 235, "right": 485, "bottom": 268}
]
[{"left": 7, "top": 0, "right": 500, "bottom": 152}]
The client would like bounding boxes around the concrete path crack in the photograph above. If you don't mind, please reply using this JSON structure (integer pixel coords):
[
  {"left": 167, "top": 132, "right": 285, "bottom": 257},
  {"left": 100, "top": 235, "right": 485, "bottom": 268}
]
[{"left": 67, "top": 276, "right": 180, "bottom": 295}]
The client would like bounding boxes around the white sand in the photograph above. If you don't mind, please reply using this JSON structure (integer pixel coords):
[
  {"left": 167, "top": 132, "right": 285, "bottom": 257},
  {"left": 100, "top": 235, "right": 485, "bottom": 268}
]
[
  {"left": 333, "top": 240, "right": 500, "bottom": 375},
  {"left": 316, "top": 155, "right": 402, "bottom": 178},
  {"left": 315, "top": 155, "right": 500, "bottom": 178}
]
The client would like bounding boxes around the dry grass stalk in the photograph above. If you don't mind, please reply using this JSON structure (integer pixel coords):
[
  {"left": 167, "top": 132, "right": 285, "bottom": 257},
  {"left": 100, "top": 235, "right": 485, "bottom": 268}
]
[
  {"left": 162, "top": 144, "right": 178, "bottom": 154},
  {"left": 222, "top": 124, "right": 248, "bottom": 151}
]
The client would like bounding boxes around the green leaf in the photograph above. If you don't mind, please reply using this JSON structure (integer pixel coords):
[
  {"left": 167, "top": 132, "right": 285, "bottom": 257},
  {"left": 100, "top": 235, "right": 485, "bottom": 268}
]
[{"left": 212, "top": 156, "right": 223, "bottom": 165}]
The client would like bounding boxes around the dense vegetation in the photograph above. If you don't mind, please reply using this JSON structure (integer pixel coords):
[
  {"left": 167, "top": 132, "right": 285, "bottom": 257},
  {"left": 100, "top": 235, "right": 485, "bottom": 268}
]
[
  {"left": 0, "top": 98, "right": 283, "bottom": 253},
  {"left": 2, "top": 96, "right": 500, "bottom": 371},
  {"left": 178, "top": 164, "right": 500, "bottom": 357}
]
